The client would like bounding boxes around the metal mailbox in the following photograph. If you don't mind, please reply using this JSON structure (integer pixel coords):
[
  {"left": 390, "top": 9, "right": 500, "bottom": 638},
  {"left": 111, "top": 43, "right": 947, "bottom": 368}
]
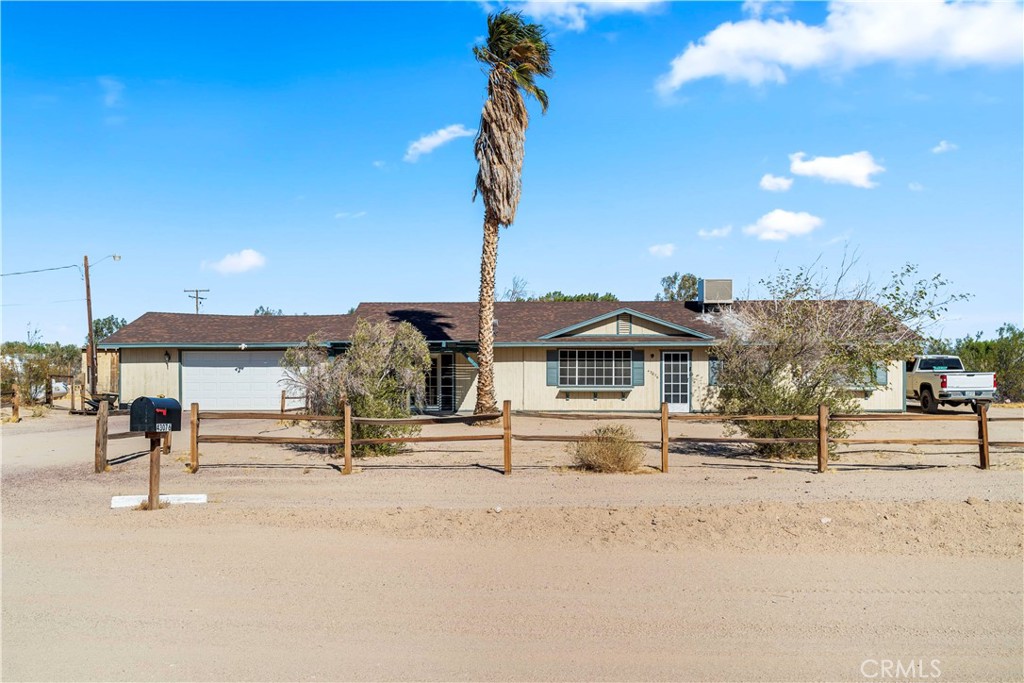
[{"left": 130, "top": 397, "right": 182, "bottom": 433}]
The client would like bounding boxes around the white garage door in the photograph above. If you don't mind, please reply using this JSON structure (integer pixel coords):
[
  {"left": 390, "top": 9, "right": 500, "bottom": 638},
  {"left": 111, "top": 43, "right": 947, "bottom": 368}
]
[{"left": 181, "top": 350, "right": 288, "bottom": 411}]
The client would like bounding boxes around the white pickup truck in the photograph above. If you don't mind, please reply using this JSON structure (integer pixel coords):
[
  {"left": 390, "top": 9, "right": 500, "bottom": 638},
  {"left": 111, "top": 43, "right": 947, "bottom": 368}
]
[{"left": 905, "top": 355, "right": 997, "bottom": 414}]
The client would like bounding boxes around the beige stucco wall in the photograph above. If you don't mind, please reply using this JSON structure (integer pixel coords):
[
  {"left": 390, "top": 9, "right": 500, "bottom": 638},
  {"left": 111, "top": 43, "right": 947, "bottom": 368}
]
[
  {"left": 453, "top": 349, "right": 902, "bottom": 413},
  {"left": 568, "top": 315, "right": 680, "bottom": 337},
  {"left": 120, "top": 348, "right": 180, "bottom": 402},
  {"left": 454, "top": 346, "right": 714, "bottom": 412}
]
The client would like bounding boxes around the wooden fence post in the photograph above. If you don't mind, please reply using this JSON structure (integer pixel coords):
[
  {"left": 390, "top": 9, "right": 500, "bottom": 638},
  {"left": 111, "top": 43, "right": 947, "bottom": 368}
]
[
  {"left": 11, "top": 385, "right": 21, "bottom": 422},
  {"left": 503, "top": 400, "right": 512, "bottom": 475},
  {"left": 977, "top": 402, "right": 990, "bottom": 470},
  {"left": 190, "top": 403, "right": 200, "bottom": 473},
  {"left": 817, "top": 404, "right": 829, "bottom": 473},
  {"left": 281, "top": 390, "right": 286, "bottom": 413},
  {"left": 661, "top": 402, "right": 669, "bottom": 473},
  {"left": 343, "top": 401, "right": 352, "bottom": 475},
  {"left": 147, "top": 433, "right": 161, "bottom": 510},
  {"left": 94, "top": 400, "right": 109, "bottom": 473}
]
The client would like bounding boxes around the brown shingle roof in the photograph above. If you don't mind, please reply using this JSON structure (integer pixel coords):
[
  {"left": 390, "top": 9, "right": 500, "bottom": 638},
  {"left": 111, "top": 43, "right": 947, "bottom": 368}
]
[
  {"left": 352, "top": 301, "right": 723, "bottom": 342},
  {"left": 100, "top": 312, "right": 355, "bottom": 346}
]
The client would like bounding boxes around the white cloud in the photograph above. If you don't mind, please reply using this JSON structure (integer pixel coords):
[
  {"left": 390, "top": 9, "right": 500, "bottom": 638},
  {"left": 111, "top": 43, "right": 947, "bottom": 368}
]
[
  {"left": 743, "top": 209, "right": 823, "bottom": 241},
  {"left": 656, "top": 1, "right": 1023, "bottom": 95},
  {"left": 334, "top": 211, "right": 367, "bottom": 220},
  {"left": 908, "top": 182, "right": 925, "bottom": 192},
  {"left": 697, "top": 225, "right": 733, "bottom": 239},
  {"left": 741, "top": 1, "right": 792, "bottom": 19},
  {"left": 648, "top": 243, "right": 676, "bottom": 258},
  {"left": 759, "top": 173, "right": 793, "bottom": 192},
  {"left": 404, "top": 124, "right": 475, "bottom": 163},
  {"left": 932, "top": 140, "right": 958, "bottom": 154},
  {"left": 789, "top": 151, "right": 884, "bottom": 188},
  {"left": 98, "top": 76, "right": 124, "bottom": 107},
  {"left": 517, "top": 1, "right": 663, "bottom": 32},
  {"left": 204, "top": 249, "right": 266, "bottom": 275},
  {"left": 372, "top": 160, "right": 386, "bottom": 169}
]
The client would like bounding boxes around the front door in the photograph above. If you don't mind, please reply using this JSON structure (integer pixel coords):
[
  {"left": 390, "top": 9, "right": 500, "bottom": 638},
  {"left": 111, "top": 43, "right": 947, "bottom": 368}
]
[
  {"left": 424, "top": 353, "right": 455, "bottom": 412},
  {"left": 661, "top": 351, "right": 691, "bottom": 413}
]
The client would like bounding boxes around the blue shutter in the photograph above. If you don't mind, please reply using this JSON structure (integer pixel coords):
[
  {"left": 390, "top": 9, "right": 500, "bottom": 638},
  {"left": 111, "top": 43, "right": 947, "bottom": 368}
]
[
  {"left": 874, "top": 362, "right": 889, "bottom": 386},
  {"left": 632, "top": 350, "right": 644, "bottom": 386},
  {"left": 546, "top": 350, "right": 558, "bottom": 386}
]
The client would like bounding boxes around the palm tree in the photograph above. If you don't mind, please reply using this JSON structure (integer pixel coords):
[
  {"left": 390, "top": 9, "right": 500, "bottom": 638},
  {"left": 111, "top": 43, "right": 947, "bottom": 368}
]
[{"left": 472, "top": 10, "right": 553, "bottom": 414}]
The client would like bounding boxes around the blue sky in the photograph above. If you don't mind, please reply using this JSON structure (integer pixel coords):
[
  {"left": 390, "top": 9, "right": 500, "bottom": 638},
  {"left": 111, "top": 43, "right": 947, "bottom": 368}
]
[{"left": 3, "top": 0, "right": 1022, "bottom": 345}]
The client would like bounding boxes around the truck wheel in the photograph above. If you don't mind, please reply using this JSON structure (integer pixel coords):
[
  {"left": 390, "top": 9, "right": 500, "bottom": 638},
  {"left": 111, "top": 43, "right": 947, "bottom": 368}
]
[{"left": 920, "top": 389, "right": 938, "bottom": 414}]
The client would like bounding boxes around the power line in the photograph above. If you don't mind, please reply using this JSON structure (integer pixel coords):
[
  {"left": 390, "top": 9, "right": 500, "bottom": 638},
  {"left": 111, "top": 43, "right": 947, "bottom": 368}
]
[
  {"left": 1, "top": 264, "right": 80, "bottom": 278},
  {"left": 185, "top": 288, "right": 209, "bottom": 314},
  {"left": 1, "top": 298, "right": 86, "bottom": 307}
]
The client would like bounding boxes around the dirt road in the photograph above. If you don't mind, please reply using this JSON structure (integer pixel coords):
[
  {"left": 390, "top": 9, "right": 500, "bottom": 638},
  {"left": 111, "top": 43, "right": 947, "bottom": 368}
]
[{"left": 2, "top": 409, "right": 1022, "bottom": 681}]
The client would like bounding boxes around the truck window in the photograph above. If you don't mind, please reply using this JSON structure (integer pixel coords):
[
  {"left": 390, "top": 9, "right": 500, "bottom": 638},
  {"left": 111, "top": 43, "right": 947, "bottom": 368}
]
[{"left": 918, "top": 357, "right": 964, "bottom": 371}]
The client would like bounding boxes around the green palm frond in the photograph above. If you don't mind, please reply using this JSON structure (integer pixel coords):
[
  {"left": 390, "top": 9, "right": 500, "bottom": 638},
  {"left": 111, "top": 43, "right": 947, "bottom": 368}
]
[{"left": 475, "top": 9, "right": 553, "bottom": 108}]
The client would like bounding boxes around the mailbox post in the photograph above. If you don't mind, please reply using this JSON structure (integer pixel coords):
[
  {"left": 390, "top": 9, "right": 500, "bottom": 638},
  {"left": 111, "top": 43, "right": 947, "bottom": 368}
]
[{"left": 129, "top": 398, "right": 182, "bottom": 510}]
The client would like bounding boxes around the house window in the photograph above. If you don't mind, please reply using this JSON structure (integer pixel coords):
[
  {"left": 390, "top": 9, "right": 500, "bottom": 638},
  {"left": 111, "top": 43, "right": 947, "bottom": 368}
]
[
  {"left": 558, "top": 349, "right": 631, "bottom": 387},
  {"left": 709, "top": 356, "right": 722, "bottom": 386}
]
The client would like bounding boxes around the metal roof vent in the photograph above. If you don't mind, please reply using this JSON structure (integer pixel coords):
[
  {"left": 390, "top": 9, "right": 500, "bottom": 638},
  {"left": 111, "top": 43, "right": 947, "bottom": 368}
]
[{"left": 697, "top": 279, "right": 733, "bottom": 305}]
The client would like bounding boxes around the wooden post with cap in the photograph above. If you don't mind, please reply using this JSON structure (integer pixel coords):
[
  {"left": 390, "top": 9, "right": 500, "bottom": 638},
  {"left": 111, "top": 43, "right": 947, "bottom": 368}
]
[
  {"left": 343, "top": 400, "right": 352, "bottom": 475},
  {"left": 189, "top": 402, "right": 200, "bottom": 473},
  {"left": 977, "top": 402, "right": 990, "bottom": 470},
  {"left": 502, "top": 400, "right": 512, "bottom": 475},
  {"left": 94, "top": 400, "right": 109, "bottom": 473},
  {"left": 147, "top": 431, "right": 161, "bottom": 510},
  {"left": 660, "top": 402, "right": 669, "bottom": 473},
  {"left": 817, "top": 404, "right": 829, "bottom": 473}
]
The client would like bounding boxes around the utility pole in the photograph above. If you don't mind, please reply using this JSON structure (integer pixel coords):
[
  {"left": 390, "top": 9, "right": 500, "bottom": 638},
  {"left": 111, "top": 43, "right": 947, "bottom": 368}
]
[
  {"left": 84, "top": 255, "right": 97, "bottom": 397},
  {"left": 184, "top": 289, "right": 209, "bottom": 314}
]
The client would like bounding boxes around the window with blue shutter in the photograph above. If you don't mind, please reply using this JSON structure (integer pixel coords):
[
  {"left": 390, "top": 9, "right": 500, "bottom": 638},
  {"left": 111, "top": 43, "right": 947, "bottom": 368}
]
[
  {"left": 546, "top": 350, "right": 558, "bottom": 386},
  {"left": 632, "top": 350, "right": 644, "bottom": 386},
  {"left": 874, "top": 362, "right": 889, "bottom": 387}
]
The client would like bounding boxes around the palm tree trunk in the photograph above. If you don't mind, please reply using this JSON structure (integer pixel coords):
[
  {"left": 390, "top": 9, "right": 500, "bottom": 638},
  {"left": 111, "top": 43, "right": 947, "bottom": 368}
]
[{"left": 475, "top": 216, "right": 500, "bottom": 414}]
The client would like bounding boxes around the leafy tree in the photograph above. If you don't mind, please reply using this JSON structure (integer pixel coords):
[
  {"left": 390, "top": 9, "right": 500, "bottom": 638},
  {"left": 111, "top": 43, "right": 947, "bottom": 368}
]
[
  {"left": 254, "top": 306, "right": 283, "bottom": 316},
  {"left": 281, "top": 320, "right": 431, "bottom": 455},
  {"left": 472, "top": 10, "right": 553, "bottom": 414},
  {"left": 501, "top": 277, "right": 617, "bottom": 302},
  {"left": 655, "top": 272, "right": 699, "bottom": 302},
  {"left": 532, "top": 291, "right": 618, "bottom": 302},
  {"left": 1, "top": 339, "right": 81, "bottom": 403},
  {"left": 92, "top": 315, "right": 126, "bottom": 343},
  {"left": 705, "top": 262, "right": 969, "bottom": 459}
]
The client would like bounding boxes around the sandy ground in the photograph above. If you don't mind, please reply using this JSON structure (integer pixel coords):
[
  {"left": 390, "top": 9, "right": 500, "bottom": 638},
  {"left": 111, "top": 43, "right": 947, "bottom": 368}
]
[{"left": 2, "top": 405, "right": 1023, "bottom": 682}]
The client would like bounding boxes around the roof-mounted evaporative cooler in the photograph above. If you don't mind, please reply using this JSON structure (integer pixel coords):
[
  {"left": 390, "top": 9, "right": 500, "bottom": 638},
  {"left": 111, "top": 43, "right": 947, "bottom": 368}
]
[{"left": 697, "top": 279, "right": 733, "bottom": 310}]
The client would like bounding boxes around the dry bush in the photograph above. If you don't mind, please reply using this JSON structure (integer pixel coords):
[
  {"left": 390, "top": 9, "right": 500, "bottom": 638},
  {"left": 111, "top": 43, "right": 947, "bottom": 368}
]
[{"left": 568, "top": 424, "right": 645, "bottom": 473}]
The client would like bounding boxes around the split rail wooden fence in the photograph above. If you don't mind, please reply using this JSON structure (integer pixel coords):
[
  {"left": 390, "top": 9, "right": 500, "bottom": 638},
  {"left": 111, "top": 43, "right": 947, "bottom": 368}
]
[
  {"left": 97, "top": 400, "right": 1022, "bottom": 489},
  {"left": 188, "top": 401, "right": 511, "bottom": 475},
  {"left": 520, "top": 402, "right": 1022, "bottom": 472}
]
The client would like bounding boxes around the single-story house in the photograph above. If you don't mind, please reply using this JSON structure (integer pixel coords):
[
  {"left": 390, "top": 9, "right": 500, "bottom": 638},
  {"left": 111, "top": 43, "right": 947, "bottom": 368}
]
[{"left": 101, "top": 292, "right": 906, "bottom": 413}]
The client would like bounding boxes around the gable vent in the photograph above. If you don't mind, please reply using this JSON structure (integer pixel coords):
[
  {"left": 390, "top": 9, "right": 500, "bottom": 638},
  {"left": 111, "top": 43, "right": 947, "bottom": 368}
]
[{"left": 617, "top": 314, "right": 631, "bottom": 335}]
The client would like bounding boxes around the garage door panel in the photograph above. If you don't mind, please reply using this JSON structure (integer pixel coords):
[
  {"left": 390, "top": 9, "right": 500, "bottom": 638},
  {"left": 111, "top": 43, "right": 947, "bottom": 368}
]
[{"left": 181, "top": 351, "right": 288, "bottom": 410}]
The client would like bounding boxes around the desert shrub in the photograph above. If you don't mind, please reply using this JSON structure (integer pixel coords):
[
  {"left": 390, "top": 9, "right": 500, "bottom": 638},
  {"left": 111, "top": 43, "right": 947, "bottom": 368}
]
[
  {"left": 1, "top": 338, "right": 81, "bottom": 404},
  {"left": 281, "top": 319, "right": 431, "bottom": 456},
  {"left": 568, "top": 424, "right": 645, "bottom": 473},
  {"left": 704, "top": 261, "right": 968, "bottom": 459}
]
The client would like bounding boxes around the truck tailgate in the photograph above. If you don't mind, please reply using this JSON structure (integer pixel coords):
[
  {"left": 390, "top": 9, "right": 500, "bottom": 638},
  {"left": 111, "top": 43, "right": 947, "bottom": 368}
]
[{"left": 942, "top": 373, "right": 996, "bottom": 391}]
